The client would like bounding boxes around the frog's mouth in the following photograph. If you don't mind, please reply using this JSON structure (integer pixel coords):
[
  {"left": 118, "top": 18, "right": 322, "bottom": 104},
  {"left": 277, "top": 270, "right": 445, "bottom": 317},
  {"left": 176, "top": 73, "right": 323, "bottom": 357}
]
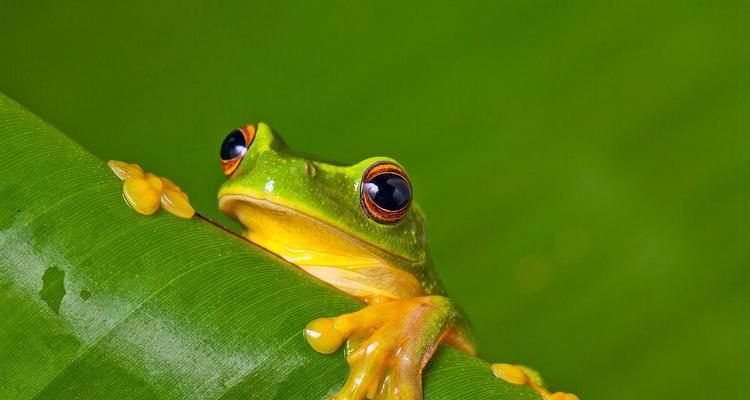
[{"left": 218, "top": 194, "right": 423, "bottom": 302}]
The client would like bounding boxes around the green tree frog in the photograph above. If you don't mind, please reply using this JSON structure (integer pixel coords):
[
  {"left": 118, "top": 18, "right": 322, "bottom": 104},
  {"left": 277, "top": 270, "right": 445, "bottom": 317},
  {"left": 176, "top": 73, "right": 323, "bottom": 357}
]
[{"left": 108, "top": 123, "right": 576, "bottom": 400}]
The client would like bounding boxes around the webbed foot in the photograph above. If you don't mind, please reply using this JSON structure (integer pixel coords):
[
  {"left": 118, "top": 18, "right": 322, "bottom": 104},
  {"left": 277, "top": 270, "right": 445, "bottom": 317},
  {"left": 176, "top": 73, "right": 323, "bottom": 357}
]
[
  {"left": 492, "top": 363, "right": 578, "bottom": 400},
  {"left": 108, "top": 160, "right": 194, "bottom": 218},
  {"left": 304, "top": 296, "right": 473, "bottom": 400}
]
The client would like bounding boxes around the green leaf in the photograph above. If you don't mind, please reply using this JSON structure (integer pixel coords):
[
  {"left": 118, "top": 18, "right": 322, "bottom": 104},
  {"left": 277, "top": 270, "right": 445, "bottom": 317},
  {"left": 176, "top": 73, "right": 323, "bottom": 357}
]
[{"left": 0, "top": 92, "right": 540, "bottom": 400}]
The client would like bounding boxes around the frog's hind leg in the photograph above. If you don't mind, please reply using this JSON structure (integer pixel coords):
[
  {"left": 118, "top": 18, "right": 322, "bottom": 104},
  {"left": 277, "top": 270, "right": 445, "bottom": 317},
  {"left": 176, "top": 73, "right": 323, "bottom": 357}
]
[
  {"left": 491, "top": 363, "right": 578, "bottom": 400},
  {"left": 304, "top": 296, "right": 474, "bottom": 400}
]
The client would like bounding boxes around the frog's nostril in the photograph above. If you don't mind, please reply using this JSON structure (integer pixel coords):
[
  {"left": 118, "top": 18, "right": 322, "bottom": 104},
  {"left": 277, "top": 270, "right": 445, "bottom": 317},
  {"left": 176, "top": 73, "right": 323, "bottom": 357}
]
[{"left": 305, "top": 162, "right": 316, "bottom": 177}]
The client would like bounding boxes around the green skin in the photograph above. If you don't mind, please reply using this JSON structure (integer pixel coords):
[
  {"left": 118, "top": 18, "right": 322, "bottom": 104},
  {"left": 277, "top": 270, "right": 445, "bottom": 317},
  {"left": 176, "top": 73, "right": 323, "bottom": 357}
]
[{"left": 217, "top": 123, "right": 474, "bottom": 398}]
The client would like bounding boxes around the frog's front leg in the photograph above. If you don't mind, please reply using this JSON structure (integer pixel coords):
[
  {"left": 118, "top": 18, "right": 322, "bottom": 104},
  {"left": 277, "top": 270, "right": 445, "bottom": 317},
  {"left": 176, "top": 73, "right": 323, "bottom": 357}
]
[
  {"left": 108, "top": 160, "right": 194, "bottom": 218},
  {"left": 304, "top": 296, "right": 474, "bottom": 400}
]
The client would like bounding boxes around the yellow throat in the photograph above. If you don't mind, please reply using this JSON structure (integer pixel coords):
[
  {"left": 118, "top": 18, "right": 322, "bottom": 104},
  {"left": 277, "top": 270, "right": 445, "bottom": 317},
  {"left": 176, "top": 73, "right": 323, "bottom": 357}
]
[{"left": 219, "top": 194, "right": 423, "bottom": 303}]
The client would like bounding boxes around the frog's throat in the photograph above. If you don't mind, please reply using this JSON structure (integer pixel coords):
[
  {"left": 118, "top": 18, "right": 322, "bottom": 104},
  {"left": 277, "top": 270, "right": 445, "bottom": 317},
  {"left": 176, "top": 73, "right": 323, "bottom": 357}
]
[{"left": 218, "top": 194, "right": 424, "bottom": 302}]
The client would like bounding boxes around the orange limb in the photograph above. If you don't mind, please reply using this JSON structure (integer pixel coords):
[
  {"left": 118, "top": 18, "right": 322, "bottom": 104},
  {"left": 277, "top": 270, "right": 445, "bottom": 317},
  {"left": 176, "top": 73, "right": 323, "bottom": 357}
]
[
  {"left": 491, "top": 363, "right": 578, "bottom": 400},
  {"left": 304, "top": 296, "right": 473, "bottom": 400},
  {"left": 108, "top": 160, "right": 195, "bottom": 219}
]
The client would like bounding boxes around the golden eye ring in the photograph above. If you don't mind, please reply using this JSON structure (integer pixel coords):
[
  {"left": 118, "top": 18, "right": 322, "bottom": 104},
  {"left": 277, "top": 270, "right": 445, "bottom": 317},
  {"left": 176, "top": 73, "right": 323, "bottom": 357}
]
[
  {"left": 220, "top": 124, "right": 256, "bottom": 176},
  {"left": 360, "top": 162, "right": 412, "bottom": 224}
]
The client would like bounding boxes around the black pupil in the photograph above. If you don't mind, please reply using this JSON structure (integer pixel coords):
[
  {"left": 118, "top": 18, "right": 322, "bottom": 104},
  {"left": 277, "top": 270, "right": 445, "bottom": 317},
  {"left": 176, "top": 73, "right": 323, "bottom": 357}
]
[
  {"left": 220, "top": 130, "right": 247, "bottom": 160},
  {"left": 365, "top": 173, "right": 411, "bottom": 211}
]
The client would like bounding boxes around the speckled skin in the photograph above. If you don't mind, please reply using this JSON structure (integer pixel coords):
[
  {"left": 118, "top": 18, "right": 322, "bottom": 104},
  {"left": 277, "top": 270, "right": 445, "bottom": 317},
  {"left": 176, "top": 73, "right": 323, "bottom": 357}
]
[
  {"left": 217, "top": 123, "right": 475, "bottom": 400},
  {"left": 217, "top": 124, "right": 441, "bottom": 288},
  {"left": 108, "top": 123, "right": 575, "bottom": 399}
]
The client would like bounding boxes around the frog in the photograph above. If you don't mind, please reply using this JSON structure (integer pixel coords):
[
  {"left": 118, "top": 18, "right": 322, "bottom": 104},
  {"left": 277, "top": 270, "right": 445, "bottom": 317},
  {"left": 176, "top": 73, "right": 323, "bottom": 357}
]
[{"left": 108, "top": 122, "right": 577, "bottom": 400}]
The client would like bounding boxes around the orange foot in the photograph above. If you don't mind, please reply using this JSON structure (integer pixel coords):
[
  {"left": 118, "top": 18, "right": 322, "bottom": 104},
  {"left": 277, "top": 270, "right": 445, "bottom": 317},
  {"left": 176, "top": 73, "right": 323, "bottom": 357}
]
[
  {"left": 492, "top": 363, "right": 578, "bottom": 400},
  {"left": 304, "top": 296, "right": 474, "bottom": 400},
  {"left": 108, "top": 160, "right": 194, "bottom": 218}
]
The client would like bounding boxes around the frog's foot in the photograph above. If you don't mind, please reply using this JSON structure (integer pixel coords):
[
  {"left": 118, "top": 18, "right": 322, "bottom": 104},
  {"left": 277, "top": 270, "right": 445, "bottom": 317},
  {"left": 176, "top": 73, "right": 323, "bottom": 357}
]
[
  {"left": 304, "top": 295, "right": 474, "bottom": 400},
  {"left": 492, "top": 363, "right": 578, "bottom": 400},
  {"left": 108, "top": 160, "right": 194, "bottom": 218}
]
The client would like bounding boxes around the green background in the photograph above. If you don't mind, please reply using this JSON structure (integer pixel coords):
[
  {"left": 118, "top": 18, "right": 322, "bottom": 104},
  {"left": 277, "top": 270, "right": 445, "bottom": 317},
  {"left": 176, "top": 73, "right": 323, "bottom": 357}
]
[{"left": 1, "top": 1, "right": 748, "bottom": 398}]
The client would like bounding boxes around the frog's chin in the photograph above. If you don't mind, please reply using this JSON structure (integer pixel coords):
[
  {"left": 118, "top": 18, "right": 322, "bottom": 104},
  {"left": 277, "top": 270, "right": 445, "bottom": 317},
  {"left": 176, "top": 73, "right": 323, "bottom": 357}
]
[{"left": 218, "top": 194, "right": 424, "bottom": 302}]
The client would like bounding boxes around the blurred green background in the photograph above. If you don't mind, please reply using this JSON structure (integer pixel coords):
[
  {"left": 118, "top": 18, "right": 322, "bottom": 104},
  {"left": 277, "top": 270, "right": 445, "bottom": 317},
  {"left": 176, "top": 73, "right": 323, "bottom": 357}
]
[{"left": 1, "top": 1, "right": 748, "bottom": 398}]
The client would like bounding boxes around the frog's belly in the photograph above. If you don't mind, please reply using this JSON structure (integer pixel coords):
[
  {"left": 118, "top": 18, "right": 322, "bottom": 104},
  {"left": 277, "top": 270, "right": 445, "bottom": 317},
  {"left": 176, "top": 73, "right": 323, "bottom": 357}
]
[
  {"left": 222, "top": 196, "right": 424, "bottom": 302},
  {"left": 295, "top": 262, "right": 422, "bottom": 302},
  {"left": 254, "top": 237, "right": 424, "bottom": 302}
]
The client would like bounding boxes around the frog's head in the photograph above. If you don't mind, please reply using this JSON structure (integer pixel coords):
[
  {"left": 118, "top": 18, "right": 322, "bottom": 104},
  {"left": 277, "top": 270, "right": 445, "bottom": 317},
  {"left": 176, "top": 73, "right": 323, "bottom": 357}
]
[{"left": 218, "top": 123, "right": 429, "bottom": 297}]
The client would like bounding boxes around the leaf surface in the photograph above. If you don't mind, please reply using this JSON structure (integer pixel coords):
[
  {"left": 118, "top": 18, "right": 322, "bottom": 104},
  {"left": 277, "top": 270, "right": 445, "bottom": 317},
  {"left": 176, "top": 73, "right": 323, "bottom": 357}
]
[{"left": 0, "top": 92, "right": 539, "bottom": 400}]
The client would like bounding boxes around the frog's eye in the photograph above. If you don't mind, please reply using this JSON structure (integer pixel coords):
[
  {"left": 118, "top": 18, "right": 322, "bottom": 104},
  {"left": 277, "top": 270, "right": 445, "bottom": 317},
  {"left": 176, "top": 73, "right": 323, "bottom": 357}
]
[
  {"left": 361, "top": 162, "right": 412, "bottom": 224},
  {"left": 220, "top": 125, "right": 256, "bottom": 176}
]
